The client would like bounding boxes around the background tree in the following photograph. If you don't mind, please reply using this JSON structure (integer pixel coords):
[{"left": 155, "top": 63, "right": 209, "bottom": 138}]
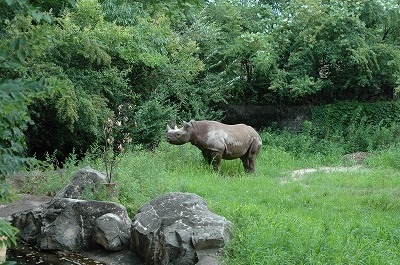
[
  {"left": 1, "top": 0, "right": 400, "bottom": 164},
  {"left": 267, "top": 0, "right": 400, "bottom": 103},
  {"left": 185, "top": 0, "right": 277, "bottom": 104},
  {"left": 18, "top": 0, "right": 217, "bottom": 159},
  {"left": 185, "top": 0, "right": 400, "bottom": 105},
  {"left": 0, "top": 0, "right": 62, "bottom": 253},
  {"left": 0, "top": 0, "right": 61, "bottom": 174}
]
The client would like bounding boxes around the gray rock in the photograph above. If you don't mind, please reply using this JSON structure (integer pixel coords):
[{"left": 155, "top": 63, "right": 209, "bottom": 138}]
[
  {"left": 196, "top": 255, "right": 220, "bottom": 265},
  {"left": 343, "top": 152, "right": 369, "bottom": 164},
  {"left": 93, "top": 213, "right": 131, "bottom": 251},
  {"left": 131, "top": 192, "right": 233, "bottom": 265},
  {"left": 55, "top": 166, "right": 106, "bottom": 199},
  {"left": 12, "top": 198, "right": 131, "bottom": 251}
]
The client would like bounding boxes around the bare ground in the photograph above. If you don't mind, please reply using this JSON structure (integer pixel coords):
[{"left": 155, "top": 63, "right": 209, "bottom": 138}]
[{"left": 284, "top": 165, "right": 363, "bottom": 183}]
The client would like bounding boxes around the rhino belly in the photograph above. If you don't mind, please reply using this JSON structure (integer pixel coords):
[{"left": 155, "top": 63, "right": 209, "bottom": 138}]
[
  {"left": 222, "top": 143, "right": 249, "bottom": 159},
  {"left": 222, "top": 153, "right": 243, "bottom": 160}
]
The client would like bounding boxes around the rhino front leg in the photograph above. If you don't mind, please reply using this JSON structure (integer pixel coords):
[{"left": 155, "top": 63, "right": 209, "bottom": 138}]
[
  {"left": 210, "top": 152, "right": 222, "bottom": 172},
  {"left": 201, "top": 149, "right": 212, "bottom": 164}
]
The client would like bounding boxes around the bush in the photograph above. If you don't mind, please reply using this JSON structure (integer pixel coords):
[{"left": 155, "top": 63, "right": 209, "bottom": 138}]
[
  {"left": 130, "top": 92, "right": 177, "bottom": 149},
  {"left": 310, "top": 101, "right": 400, "bottom": 153},
  {"left": 365, "top": 146, "right": 400, "bottom": 170},
  {"left": 260, "top": 101, "right": 400, "bottom": 165},
  {"left": 260, "top": 123, "right": 345, "bottom": 165}
]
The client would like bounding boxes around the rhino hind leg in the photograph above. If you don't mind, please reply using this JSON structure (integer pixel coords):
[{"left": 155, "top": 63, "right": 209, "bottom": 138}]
[
  {"left": 242, "top": 138, "right": 262, "bottom": 174},
  {"left": 240, "top": 156, "right": 252, "bottom": 174}
]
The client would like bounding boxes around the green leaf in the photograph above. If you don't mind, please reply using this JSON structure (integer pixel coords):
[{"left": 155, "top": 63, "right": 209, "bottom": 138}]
[
  {"left": 10, "top": 39, "right": 19, "bottom": 52},
  {"left": 19, "top": 35, "right": 27, "bottom": 46},
  {"left": 17, "top": 50, "right": 26, "bottom": 63},
  {"left": 10, "top": 54, "right": 24, "bottom": 64},
  {"left": 0, "top": 50, "right": 10, "bottom": 60},
  {"left": 43, "top": 14, "right": 53, "bottom": 23},
  {"left": 17, "top": 0, "right": 27, "bottom": 6},
  {"left": 30, "top": 10, "right": 42, "bottom": 22}
]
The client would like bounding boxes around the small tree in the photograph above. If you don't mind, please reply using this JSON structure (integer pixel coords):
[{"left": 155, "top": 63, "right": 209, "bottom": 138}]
[{"left": 102, "top": 104, "right": 132, "bottom": 184}]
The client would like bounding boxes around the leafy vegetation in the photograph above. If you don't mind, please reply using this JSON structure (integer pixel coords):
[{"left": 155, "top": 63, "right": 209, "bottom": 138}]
[
  {"left": 2, "top": 0, "right": 400, "bottom": 163},
  {"left": 0, "top": 1, "right": 57, "bottom": 250}
]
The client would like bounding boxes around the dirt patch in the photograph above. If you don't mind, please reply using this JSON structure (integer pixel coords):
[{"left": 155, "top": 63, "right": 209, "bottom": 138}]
[
  {"left": 292, "top": 165, "right": 362, "bottom": 180},
  {"left": 281, "top": 165, "right": 363, "bottom": 184},
  {"left": 1, "top": 172, "right": 54, "bottom": 220},
  {"left": 281, "top": 152, "right": 369, "bottom": 184}
]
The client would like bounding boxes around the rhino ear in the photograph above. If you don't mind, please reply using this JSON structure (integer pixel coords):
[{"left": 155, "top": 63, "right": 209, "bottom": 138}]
[{"left": 183, "top": 121, "right": 190, "bottom": 129}]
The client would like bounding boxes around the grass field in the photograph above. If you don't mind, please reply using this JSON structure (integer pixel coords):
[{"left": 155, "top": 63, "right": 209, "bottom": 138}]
[{"left": 17, "top": 131, "right": 400, "bottom": 264}]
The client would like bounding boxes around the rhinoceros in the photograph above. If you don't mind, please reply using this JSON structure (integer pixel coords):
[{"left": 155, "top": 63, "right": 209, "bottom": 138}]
[{"left": 166, "top": 120, "right": 262, "bottom": 174}]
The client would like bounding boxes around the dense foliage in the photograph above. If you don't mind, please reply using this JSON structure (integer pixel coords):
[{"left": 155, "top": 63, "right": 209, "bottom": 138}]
[
  {"left": 312, "top": 101, "right": 400, "bottom": 142},
  {"left": 1, "top": 0, "right": 400, "bottom": 165}
]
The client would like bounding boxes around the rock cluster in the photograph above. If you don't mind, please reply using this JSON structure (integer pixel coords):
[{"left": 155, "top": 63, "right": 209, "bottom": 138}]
[
  {"left": 12, "top": 198, "right": 131, "bottom": 251},
  {"left": 10, "top": 167, "right": 233, "bottom": 265}
]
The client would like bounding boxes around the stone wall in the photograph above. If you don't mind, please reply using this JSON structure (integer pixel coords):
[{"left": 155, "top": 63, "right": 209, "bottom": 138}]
[{"left": 220, "top": 104, "right": 311, "bottom": 132}]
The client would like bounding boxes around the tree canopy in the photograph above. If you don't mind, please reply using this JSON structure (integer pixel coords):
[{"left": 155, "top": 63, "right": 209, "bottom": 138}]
[{"left": 1, "top": 0, "right": 400, "bottom": 169}]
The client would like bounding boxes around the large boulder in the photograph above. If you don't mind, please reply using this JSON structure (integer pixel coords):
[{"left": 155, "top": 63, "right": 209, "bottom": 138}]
[
  {"left": 93, "top": 213, "right": 131, "bottom": 251},
  {"left": 11, "top": 198, "right": 131, "bottom": 251},
  {"left": 55, "top": 166, "right": 106, "bottom": 199},
  {"left": 131, "top": 192, "right": 234, "bottom": 265}
]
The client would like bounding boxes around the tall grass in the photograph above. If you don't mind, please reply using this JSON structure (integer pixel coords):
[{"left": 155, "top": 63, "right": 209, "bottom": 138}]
[{"left": 16, "top": 125, "right": 400, "bottom": 264}]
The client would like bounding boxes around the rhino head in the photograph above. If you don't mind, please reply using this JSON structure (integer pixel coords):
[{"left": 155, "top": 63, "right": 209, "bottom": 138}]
[{"left": 166, "top": 122, "right": 191, "bottom": 145}]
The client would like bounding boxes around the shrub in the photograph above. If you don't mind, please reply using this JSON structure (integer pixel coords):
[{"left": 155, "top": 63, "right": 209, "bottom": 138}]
[
  {"left": 130, "top": 92, "right": 176, "bottom": 149},
  {"left": 365, "top": 146, "right": 400, "bottom": 170}
]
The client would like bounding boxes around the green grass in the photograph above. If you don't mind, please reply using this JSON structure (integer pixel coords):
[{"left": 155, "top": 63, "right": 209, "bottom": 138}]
[
  {"left": 219, "top": 169, "right": 400, "bottom": 264},
  {"left": 14, "top": 132, "right": 400, "bottom": 264},
  {"left": 115, "top": 141, "right": 400, "bottom": 264}
]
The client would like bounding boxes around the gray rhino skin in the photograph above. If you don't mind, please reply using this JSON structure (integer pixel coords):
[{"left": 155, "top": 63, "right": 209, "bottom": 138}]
[{"left": 167, "top": 120, "right": 262, "bottom": 174}]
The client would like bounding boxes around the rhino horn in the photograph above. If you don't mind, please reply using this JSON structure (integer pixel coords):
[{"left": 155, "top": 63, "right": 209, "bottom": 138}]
[
  {"left": 167, "top": 124, "right": 172, "bottom": 131},
  {"left": 174, "top": 125, "right": 179, "bottom": 130}
]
